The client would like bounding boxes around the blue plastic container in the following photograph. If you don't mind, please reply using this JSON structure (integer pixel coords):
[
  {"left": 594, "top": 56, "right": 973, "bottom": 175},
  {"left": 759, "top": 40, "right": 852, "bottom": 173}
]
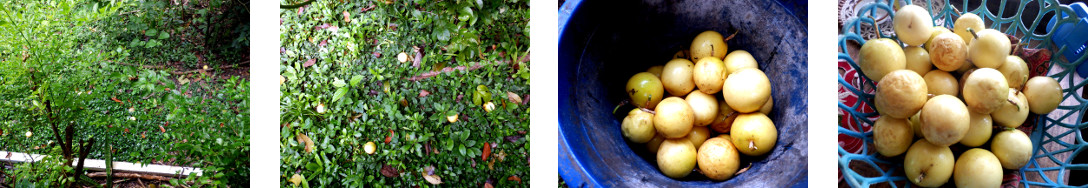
[{"left": 559, "top": 0, "right": 809, "bottom": 187}]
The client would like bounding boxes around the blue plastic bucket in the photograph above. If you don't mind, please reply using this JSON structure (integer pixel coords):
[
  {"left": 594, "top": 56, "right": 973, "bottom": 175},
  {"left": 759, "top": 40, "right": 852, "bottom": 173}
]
[{"left": 558, "top": 0, "right": 809, "bottom": 186}]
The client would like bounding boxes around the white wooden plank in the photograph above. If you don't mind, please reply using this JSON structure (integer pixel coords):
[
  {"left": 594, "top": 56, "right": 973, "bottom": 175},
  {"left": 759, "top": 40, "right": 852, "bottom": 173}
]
[{"left": 0, "top": 151, "right": 202, "bottom": 177}]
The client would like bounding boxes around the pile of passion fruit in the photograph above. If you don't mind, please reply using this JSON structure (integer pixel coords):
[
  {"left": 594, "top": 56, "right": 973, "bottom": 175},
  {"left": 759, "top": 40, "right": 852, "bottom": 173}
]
[
  {"left": 621, "top": 30, "right": 777, "bottom": 181},
  {"left": 861, "top": 5, "right": 1063, "bottom": 187}
]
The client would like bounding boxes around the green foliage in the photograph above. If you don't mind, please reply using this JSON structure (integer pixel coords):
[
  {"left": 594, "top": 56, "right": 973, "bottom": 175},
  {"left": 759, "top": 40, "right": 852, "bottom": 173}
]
[
  {"left": 0, "top": 0, "right": 249, "bottom": 186},
  {"left": 280, "top": 0, "right": 530, "bottom": 187}
]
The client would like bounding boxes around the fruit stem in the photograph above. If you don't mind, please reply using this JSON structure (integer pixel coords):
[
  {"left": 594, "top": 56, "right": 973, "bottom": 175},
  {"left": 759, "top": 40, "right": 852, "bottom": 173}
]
[
  {"left": 749, "top": 140, "right": 757, "bottom": 151},
  {"left": 724, "top": 30, "right": 739, "bottom": 42},
  {"left": 1008, "top": 98, "right": 1021, "bottom": 111},
  {"left": 927, "top": 94, "right": 935, "bottom": 99},
  {"left": 639, "top": 107, "right": 656, "bottom": 115},
  {"left": 967, "top": 28, "right": 979, "bottom": 39},
  {"left": 612, "top": 99, "right": 630, "bottom": 114}
]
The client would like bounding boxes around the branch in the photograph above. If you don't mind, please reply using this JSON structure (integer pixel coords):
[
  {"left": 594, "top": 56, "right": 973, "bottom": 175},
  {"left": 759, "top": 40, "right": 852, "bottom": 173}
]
[{"left": 87, "top": 172, "right": 172, "bottom": 181}]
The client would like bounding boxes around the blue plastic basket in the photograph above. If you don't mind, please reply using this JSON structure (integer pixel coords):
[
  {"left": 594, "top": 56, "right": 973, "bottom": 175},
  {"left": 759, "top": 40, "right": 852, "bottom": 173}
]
[
  {"left": 559, "top": 0, "right": 809, "bottom": 187},
  {"left": 838, "top": 0, "right": 1088, "bottom": 187}
]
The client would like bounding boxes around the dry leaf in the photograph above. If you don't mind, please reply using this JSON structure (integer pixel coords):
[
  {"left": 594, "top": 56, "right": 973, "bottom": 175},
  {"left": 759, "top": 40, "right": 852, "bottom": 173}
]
[
  {"left": 342, "top": 11, "right": 351, "bottom": 23},
  {"left": 289, "top": 174, "right": 303, "bottom": 186},
  {"left": 422, "top": 166, "right": 442, "bottom": 184},
  {"left": 297, "top": 133, "right": 314, "bottom": 153},
  {"left": 303, "top": 59, "right": 316, "bottom": 68},
  {"left": 507, "top": 176, "right": 521, "bottom": 183},
  {"left": 384, "top": 129, "right": 394, "bottom": 143},
  {"left": 412, "top": 46, "right": 422, "bottom": 68},
  {"left": 419, "top": 89, "right": 430, "bottom": 98},
  {"left": 507, "top": 92, "right": 522, "bottom": 104},
  {"left": 482, "top": 142, "right": 491, "bottom": 161},
  {"left": 159, "top": 125, "right": 166, "bottom": 133},
  {"left": 380, "top": 164, "right": 400, "bottom": 177}
]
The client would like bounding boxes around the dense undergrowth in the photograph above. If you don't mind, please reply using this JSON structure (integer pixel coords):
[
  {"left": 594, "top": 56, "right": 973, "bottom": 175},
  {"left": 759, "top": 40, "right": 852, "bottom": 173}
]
[
  {"left": 280, "top": 0, "right": 529, "bottom": 187},
  {"left": 0, "top": 0, "right": 249, "bottom": 186}
]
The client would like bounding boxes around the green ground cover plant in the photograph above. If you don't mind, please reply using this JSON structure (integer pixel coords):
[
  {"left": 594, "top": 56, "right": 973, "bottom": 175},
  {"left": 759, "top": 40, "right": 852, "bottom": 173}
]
[
  {"left": 280, "top": 0, "right": 529, "bottom": 187},
  {"left": 0, "top": 0, "right": 249, "bottom": 187}
]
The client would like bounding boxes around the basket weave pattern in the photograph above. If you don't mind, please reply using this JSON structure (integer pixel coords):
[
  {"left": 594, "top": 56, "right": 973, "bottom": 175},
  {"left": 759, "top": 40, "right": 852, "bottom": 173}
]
[{"left": 838, "top": 0, "right": 1088, "bottom": 187}]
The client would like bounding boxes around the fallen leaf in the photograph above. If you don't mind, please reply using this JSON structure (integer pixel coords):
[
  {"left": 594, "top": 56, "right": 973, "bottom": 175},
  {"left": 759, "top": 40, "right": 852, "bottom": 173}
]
[
  {"left": 380, "top": 164, "right": 400, "bottom": 177},
  {"left": 140, "top": 131, "right": 146, "bottom": 138},
  {"left": 303, "top": 59, "right": 316, "bottom": 68},
  {"left": 315, "top": 23, "right": 330, "bottom": 30},
  {"left": 372, "top": 52, "right": 382, "bottom": 58},
  {"left": 488, "top": 158, "right": 495, "bottom": 170},
  {"left": 507, "top": 176, "right": 521, "bottom": 183},
  {"left": 124, "top": 128, "right": 129, "bottom": 133},
  {"left": 484, "top": 178, "right": 495, "bottom": 188},
  {"left": 343, "top": 11, "right": 351, "bottom": 23},
  {"left": 507, "top": 92, "right": 522, "bottom": 104},
  {"left": 504, "top": 135, "right": 523, "bottom": 143},
  {"left": 318, "top": 40, "right": 328, "bottom": 47},
  {"left": 111, "top": 97, "right": 123, "bottom": 104},
  {"left": 298, "top": 133, "right": 314, "bottom": 153},
  {"left": 361, "top": 5, "right": 375, "bottom": 12},
  {"left": 384, "top": 129, "right": 394, "bottom": 143},
  {"left": 159, "top": 125, "right": 166, "bottom": 133},
  {"left": 495, "top": 150, "right": 506, "bottom": 161},
  {"left": 289, "top": 174, "right": 303, "bottom": 186},
  {"left": 419, "top": 90, "right": 430, "bottom": 98},
  {"left": 412, "top": 46, "right": 422, "bottom": 68},
  {"left": 482, "top": 142, "right": 491, "bottom": 161},
  {"left": 422, "top": 166, "right": 442, "bottom": 184}
]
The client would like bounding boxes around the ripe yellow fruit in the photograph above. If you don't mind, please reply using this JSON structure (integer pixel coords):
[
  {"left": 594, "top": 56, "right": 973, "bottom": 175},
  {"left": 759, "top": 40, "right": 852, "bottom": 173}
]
[
  {"left": 963, "top": 68, "right": 1010, "bottom": 114},
  {"left": 685, "top": 90, "right": 719, "bottom": 126},
  {"left": 874, "top": 70, "right": 928, "bottom": 119},
  {"left": 723, "top": 50, "right": 758, "bottom": 72},
  {"left": 904, "top": 139, "right": 955, "bottom": 187},
  {"left": 1023, "top": 76, "right": 1062, "bottom": 114},
  {"left": 873, "top": 116, "right": 913, "bottom": 157},
  {"left": 859, "top": 38, "right": 907, "bottom": 81},
  {"left": 621, "top": 109, "right": 656, "bottom": 143},
  {"left": 697, "top": 137, "right": 740, "bottom": 181},
  {"left": 903, "top": 46, "right": 932, "bottom": 75},
  {"left": 721, "top": 69, "right": 771, "bottom": 113},
  {"left": 692, "top": 58, "right": 727, "bottom": 94},
  {"left": 958, "top": 110, "right": 992, "bottom": 147},
  {"left": 657, "top": 139, "right": 697, "bottom": 178},
  {"left": 920, "top": 95, "right": 970, "bottom": 146},
  {"left": 923, "top": 70, "right": 958, "bottom": 96},
  {"left": 731, "top": 113, "right": 777, "bottom": 156},
  {"left": 654, "top": 97, "right": 695, "bottom": 139},
  {"left": 954, "top": 13, "right": 985, "bottom": 45},
  {"left": 954, "top": 148, "right": 1003, "bottom": 188},
  {"left": 969, "top": 29, "right": 1012, "bottom": 69},
  {"left": 690, "top": 31, "right": 728, "bottom": 62},
  {"left": 893, "top": 5, "right": 934, "bottom": 46},
  {"left": 928, "top": 32, "right": 968, "bottom": 71},
  {"left": 661, "top": 59, "right": 696, "bottom": 96}
]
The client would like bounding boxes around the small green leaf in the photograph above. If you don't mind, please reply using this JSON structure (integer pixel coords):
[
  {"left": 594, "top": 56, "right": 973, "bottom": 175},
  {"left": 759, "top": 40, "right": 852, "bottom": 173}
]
[
  {"left": 158, "top": 32, "right": 170, "bottom": 40},
  {"left": 458, "top": 144, "right": 466, "bottom": 156},
  {"left": 332, "top": 87, "right": 348, "bottom": 102},
  {"left": 332, "top": 78, "right": 346, "bottom": 88},
  {"left": 146, "top": 29, "right": 158, "bottom": 37},
  {"left": 349, "top": 75, "right": 363, "bottom": 87}
]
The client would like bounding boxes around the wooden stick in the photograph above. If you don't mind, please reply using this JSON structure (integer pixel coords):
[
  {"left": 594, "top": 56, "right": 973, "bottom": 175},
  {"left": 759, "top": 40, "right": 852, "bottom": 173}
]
[{"left": 87, "top": 172, "right": 172, "bottom": 181}]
